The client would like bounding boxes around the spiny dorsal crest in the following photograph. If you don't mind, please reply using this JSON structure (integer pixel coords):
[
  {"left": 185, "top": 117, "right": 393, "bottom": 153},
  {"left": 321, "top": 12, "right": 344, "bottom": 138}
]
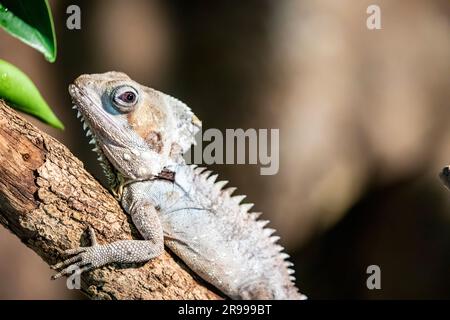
[{"left": 189, "top": 165, "right": 298, "bottom": 285}]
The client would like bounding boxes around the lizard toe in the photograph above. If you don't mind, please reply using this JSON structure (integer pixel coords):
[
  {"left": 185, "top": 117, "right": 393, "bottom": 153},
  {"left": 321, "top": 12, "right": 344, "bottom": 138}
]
[
  {"left": 63, "top": 247, "right": 87, "bottom": 256},
  {"left": 51, "top": 254, "right": 82, "bottom": 271},
  {"left": 51, "top": 259, "right": 92, "bottom": 280}
]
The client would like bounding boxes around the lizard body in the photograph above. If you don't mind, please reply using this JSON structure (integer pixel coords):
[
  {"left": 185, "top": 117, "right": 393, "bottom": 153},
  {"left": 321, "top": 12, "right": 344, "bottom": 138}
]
[{"left": 53, "top": 72, "right": 305, "bottom": 300}]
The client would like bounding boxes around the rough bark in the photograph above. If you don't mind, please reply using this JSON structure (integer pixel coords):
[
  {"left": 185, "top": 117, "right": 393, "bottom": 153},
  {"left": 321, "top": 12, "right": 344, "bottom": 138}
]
[{"left": 0, "top": 100, "right": 221, "bottom": 300}]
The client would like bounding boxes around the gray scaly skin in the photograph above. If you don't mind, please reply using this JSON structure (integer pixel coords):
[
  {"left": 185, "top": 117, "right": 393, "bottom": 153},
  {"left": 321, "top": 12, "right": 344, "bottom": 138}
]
[{"left": 52, "top": 72, "right": 306, "bottom": 300}]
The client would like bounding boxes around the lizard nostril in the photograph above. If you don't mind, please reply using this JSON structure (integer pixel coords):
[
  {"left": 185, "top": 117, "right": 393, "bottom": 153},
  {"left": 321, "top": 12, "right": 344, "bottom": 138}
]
[{"left": 443, "top": 167, "right": 450, "bottom": 177}]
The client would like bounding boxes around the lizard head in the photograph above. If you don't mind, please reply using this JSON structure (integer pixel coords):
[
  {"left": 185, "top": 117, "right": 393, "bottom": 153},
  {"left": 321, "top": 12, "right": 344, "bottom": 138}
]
[{"left": 69, "top": 71, "right": 201, "bottom": 186}]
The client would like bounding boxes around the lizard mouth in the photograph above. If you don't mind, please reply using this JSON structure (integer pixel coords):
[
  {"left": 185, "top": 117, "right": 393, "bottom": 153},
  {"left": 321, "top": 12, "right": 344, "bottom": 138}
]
[{"left": 69, "top": 84, "right": 119, "bottom": 189}]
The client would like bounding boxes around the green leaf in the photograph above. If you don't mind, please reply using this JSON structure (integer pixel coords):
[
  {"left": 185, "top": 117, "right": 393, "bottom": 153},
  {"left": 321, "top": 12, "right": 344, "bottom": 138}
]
[
  {"left": 0, "top": 0, "right": 57, "bottom": 62},
  {"left": 0, "top": 59, "right": 64, "bottom": 129}
]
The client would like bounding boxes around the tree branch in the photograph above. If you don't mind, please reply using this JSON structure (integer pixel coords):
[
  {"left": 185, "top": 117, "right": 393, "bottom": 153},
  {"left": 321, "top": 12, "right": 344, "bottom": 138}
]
[{"left": 0, "top": 100, "right": 221, "bottom": 300}]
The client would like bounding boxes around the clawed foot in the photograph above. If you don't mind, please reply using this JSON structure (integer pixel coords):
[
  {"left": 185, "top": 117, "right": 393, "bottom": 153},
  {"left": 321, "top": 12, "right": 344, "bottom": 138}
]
[{"left": 51, "top": 226, "right": 102, "bottom": 280}]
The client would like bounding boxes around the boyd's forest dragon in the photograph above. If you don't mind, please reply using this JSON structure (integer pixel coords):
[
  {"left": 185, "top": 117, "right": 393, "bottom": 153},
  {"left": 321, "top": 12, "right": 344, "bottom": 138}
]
[{"left": 52, "top": 72, "right": 306, "bottom": 300}]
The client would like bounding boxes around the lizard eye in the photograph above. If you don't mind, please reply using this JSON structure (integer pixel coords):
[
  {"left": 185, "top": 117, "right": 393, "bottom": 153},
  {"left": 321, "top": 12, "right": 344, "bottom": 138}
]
[{"left": 112, "top": 86, "right": 139, "bottom": 112}]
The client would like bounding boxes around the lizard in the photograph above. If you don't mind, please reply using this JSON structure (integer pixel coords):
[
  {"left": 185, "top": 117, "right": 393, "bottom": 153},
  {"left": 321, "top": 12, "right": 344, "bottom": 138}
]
[
  {"left": 440, "top": 166, "right": 450, "bottom": 190},
  {"left": 51, "top": 71, "right": 306, "bottom": 300}
]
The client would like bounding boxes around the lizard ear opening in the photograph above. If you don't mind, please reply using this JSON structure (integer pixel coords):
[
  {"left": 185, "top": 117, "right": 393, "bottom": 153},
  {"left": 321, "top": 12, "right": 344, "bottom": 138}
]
[{"left": 164, "top": 94, "right": 201, "bottom": 155}]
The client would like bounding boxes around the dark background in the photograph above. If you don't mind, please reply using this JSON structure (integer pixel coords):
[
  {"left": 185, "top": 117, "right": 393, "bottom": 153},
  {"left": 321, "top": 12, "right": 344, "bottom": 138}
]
[{"left": 0, "top": 0, "right": 449, "bottom": 299}]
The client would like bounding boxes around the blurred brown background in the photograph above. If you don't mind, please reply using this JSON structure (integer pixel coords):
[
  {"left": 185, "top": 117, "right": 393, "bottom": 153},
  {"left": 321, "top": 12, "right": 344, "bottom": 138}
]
[{"left": 0, "top": 0, "right": 449, "bottom": 299}]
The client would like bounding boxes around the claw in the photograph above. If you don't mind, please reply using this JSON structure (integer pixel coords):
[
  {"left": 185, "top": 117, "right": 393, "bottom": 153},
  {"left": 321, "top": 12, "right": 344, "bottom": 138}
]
[
  {"left": 51, "top": 271, "right": 64, "bottom": 280},
  {"left": 51, "top": 226, "right": 99, "bottom": 280},
  {"left": 51, "top": 262, "right": 93, "bottom": 280},
  {"left": 87, "top": 226, "right": 98, "bottom": 246},
  {"left": 51, "top": 267, "right": 74, "bottom": 280}
]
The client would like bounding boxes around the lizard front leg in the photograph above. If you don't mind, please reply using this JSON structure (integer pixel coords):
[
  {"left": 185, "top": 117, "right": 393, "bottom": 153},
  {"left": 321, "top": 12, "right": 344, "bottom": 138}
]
[{"left": 52, "top": 201, "right": 164, "bottom": 279}]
